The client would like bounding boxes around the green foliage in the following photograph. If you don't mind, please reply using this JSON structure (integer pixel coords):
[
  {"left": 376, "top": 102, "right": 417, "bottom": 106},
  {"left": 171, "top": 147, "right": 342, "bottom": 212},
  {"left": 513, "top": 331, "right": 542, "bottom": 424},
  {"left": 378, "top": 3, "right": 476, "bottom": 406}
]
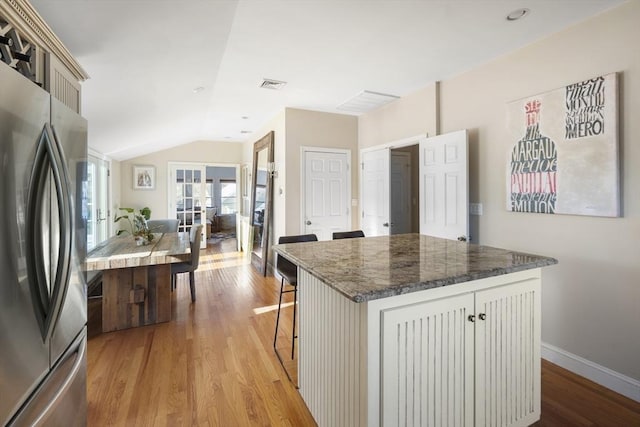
[{"left": 114, "top": 207, "right": 154, "bottom": 242}]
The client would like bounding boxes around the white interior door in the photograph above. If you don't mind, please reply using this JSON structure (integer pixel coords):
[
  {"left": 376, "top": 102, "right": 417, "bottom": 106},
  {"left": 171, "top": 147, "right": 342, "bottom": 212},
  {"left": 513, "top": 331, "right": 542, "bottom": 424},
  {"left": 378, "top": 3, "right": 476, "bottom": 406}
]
[
  {"left": 390, "top": 151, "right": 412, "bottom": 234},
  {"left": 169, "top": 163, "right": 207, "bottom": 249},
  {"left": 419, "top": 130, "right": 469, "bottom": 241},
  {"left": 361, "top": 148, "right": 390, "bottom": 237},
  {"left": 302, "top": 149, "right": 350, "bottom": 241},
  {"left": 86, "top": 154, "right": 109, "bottom": 250}
]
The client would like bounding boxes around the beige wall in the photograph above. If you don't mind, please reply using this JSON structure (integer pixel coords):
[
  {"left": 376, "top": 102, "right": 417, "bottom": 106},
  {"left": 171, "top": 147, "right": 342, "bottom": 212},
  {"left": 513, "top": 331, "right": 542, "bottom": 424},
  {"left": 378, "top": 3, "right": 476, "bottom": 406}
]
[
  {"left": 240, "top": 108, "right": 358, "bottom": 269},
  {"left": 284, "top": 108, "right": 359, "bottom": 235},
  {"left": 358, "top": 2, "right": 640, "bottom": 383},
  {"left": 440, "top": 2, "right": 640, "bottom": 381},
  {"left": 119, "top": 140, "right": 243, "bottom": 220},
  {"left": 358, "top": 84, "right": 439, "bottom": 149}
]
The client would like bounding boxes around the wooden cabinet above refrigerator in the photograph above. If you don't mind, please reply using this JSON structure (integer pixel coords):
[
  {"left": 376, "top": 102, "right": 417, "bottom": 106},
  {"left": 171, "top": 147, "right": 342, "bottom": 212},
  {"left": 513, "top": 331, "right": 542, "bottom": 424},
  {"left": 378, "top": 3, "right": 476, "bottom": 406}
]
[{"left": 0, "top": 0, "right": 88, "bottom": 113}]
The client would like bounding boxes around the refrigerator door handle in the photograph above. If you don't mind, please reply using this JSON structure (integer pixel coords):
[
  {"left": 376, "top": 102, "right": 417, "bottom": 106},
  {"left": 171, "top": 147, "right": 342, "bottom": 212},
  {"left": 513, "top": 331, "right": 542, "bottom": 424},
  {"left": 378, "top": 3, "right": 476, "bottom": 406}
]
[
  {"left": 25, "top": 123, "right": 73, "bottom": 342},
  {"left": 48, "top": 124, "right": 74, "bottom": 336}
]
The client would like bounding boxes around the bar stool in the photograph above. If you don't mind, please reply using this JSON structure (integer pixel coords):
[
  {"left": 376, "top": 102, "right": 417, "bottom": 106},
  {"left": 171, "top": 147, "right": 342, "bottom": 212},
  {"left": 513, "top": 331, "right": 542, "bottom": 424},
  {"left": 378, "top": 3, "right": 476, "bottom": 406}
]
[
  {"left": 274, "top": 234, "right": 318, "bottom": 363},
  {"left": 332, "top": 230, "right": 365, "bottom": 239}
]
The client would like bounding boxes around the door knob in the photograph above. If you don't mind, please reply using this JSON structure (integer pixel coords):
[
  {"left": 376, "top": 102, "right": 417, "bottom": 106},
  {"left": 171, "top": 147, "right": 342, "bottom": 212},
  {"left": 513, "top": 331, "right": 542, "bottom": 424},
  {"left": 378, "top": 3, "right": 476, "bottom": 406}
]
[
  {"left": 383, "top": 222, "right": 389, "bottom": 227},
  {"left": 457, "top": 236, "right": 467, "bottom": 242},
  {"left": 306, "top": 220, "right": 312, "bottom": 225}
]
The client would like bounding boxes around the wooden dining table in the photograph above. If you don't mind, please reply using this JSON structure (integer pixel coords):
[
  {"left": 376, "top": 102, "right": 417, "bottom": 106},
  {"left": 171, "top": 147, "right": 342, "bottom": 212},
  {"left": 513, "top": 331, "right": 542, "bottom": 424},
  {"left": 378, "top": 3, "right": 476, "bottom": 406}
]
[{"left": 86, "top": 232, "right": 191, "bottom": 332}]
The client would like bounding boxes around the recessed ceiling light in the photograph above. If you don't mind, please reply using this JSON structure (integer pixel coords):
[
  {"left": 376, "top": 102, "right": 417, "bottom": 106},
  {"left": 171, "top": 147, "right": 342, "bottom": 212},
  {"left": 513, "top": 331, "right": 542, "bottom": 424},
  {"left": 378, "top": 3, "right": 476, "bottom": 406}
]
[
  {"left": 192, "top": 86, "right": 205, "bottom": 93},
  {"left": 241, "top": 116, "right": 249, "bottom": 120},
  {"left": 240, "top": 130, "right": 252, "bottom": 134},
  {"left": 506, "top": 8, "right": 530, "bottom": 21}
]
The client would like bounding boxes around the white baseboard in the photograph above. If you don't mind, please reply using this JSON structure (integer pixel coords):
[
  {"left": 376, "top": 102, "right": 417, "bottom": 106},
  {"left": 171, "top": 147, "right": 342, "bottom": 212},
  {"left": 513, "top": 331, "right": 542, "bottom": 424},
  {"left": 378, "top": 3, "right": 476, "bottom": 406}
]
[{"left": 541, "top": 342, "right": 640, "bottom": 403}]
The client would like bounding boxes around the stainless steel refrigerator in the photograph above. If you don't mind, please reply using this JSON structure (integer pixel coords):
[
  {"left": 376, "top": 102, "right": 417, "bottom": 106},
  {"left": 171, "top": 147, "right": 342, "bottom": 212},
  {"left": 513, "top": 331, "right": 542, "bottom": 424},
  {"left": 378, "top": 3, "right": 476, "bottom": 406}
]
[{"left": 1, "top": 61, "right": 87, "bottom": 426}]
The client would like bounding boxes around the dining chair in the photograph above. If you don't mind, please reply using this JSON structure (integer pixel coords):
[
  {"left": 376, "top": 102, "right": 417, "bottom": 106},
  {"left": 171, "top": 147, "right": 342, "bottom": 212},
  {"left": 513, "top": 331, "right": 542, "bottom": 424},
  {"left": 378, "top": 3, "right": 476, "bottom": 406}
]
[
  {"left": 274, "top": 233, "right": 318, "bottom": 361},
  {"left": 170, "top": 224, "right": 202, "bottom": 302},
  {"left": 147, "top": 219, "right": 179, "bottom": 233},
  {"left": 332, "top": 230, "right": 365, "bottom": 240}
]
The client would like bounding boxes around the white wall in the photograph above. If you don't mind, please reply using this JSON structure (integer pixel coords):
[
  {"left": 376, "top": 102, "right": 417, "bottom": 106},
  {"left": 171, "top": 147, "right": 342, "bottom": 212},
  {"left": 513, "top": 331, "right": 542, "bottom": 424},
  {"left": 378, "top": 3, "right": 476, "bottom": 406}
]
[{"left": 358, "top": 1, "right": 640, "bottom": 389}]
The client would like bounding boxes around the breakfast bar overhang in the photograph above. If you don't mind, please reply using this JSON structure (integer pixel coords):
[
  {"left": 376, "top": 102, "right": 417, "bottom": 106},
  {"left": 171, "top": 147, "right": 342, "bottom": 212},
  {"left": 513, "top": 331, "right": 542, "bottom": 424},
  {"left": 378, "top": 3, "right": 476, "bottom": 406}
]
[{"left": 273, "top": 234, "right": 558, "bottom": 427}]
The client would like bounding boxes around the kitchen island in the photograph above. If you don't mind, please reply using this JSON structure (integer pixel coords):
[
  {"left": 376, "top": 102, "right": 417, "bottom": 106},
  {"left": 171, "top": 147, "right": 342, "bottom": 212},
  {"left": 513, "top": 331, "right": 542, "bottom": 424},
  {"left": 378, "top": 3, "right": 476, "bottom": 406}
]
[{"left": 273, "top": 234, "right": 557, "bottom": 427}]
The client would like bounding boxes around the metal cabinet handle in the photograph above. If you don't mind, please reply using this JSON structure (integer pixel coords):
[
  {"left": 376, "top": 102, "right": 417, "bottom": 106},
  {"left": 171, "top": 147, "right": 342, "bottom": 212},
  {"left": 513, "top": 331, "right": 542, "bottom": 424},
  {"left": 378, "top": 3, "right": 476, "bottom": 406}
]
[
  {"left": 306, "top": 220, "right": 312, "bottom": 225},
  {"left": 478, "top": 313, "right": 486, "bottom": 321},
  {"left": 467, "top": 314, "right": 475, "bottom": 322}
]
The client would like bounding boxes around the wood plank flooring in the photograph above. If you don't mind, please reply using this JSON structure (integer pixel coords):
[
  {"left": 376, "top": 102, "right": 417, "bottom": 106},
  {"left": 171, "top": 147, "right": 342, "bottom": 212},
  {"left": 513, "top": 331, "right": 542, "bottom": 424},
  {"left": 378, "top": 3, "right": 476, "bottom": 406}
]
[{"left": 88, "top": 238, "right": 640, "bottom": 426}]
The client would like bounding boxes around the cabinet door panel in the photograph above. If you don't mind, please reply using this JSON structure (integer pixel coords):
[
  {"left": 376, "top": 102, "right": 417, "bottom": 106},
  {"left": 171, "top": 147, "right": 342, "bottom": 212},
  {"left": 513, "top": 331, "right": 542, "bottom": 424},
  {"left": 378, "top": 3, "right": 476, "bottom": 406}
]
[
  {"left": 475, "top": 279, "right": 541, "bottom": 427},
  {"left": 381, "top": 294, "right": 474, "bottom": 427}
]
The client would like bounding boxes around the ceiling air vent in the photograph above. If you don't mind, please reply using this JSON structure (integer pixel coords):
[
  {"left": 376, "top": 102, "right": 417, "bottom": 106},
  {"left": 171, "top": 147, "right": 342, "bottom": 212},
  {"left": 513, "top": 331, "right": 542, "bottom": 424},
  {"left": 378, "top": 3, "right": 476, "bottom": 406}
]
[
  {"left": 260, "top": 78, "right": 287, "bottom": 90},
  {"left": 337, "top": 90, "right": 400, "bottom": 113}
]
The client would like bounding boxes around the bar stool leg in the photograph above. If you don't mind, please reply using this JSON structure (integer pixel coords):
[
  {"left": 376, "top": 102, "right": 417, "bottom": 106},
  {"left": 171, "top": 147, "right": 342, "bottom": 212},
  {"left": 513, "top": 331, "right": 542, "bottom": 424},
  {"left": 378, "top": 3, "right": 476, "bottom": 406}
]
[
  {"left": 291, "top": 284, "right": 297, "bottom": 359},
  {"left": 273, "top": 277, "right": 285, "bottom": 349}
]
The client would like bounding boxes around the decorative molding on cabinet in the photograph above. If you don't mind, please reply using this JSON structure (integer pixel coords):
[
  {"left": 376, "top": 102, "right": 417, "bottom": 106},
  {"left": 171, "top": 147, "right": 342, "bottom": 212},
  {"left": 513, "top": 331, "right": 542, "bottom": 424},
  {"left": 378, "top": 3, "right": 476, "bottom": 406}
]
[
  {"left": 542, "top": 342, "right": 640, "bottom": 403},
  {"left": 0, "top": 0, "right": 88, "bottom": 81}
]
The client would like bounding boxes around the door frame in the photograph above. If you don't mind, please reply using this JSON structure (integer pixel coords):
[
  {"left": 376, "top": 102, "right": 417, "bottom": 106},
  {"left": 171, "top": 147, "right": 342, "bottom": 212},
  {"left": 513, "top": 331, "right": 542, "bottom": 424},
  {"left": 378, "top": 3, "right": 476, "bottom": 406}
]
[
  {"left": 390, "top": 150, "right": 412, "bottom": 234},
  {"left": 88, "top": 148, "right": 112, "bottom": 241},
  {"left": 359, "top": 134, "right": 427, "bottom": 232},
  {"left": 167, "top": 161, "right": 240, "bottom": 246},
  {"left": 300, "top": 146, "right": 352, "bottom": 236}
]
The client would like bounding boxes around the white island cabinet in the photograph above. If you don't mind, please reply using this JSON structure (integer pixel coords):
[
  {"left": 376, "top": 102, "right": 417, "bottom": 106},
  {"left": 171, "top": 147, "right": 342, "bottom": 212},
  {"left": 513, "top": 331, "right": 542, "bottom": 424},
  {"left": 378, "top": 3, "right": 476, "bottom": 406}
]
[{"left": 273, "top": 234, "right": 557, "bottom": 427}]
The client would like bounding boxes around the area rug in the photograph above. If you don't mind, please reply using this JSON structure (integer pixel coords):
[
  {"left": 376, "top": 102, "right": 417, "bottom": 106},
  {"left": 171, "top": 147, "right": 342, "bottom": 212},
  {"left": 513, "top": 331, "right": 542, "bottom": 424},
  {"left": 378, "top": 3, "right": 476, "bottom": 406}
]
[{"left": 207, "top": 231, "right": 236, "bottom": 244}]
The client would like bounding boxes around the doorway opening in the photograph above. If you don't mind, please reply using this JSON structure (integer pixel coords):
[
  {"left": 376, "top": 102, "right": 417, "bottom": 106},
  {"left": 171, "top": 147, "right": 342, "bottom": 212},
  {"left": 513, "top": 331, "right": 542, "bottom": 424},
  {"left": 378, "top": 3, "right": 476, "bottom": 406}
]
[
  {"left": 205, "top": 165, "right": 238, "bottom": 245},
  {"left": 390, "top": 146, "right": 419, "bottom": 234}
]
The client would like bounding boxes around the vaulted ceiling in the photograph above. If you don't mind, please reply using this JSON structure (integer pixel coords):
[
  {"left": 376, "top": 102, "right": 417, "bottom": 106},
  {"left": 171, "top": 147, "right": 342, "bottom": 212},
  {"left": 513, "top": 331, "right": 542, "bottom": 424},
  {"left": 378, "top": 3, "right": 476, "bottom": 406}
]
[{"left": 30, "top": 0, "right": 625, "bottom": 160}]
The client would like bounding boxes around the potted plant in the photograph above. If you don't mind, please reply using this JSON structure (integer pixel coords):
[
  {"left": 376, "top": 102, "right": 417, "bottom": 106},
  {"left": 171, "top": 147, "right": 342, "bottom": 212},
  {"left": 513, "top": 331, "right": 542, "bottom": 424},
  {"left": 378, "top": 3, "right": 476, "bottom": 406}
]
[{"left": 115, "top": 207, "right": 154, "bottom": 245}]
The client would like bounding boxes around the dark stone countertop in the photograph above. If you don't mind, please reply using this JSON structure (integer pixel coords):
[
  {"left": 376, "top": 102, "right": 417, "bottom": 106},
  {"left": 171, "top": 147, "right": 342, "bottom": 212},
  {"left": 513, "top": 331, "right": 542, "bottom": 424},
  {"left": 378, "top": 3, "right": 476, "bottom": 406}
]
[{"left": 272, "top": 233, "right": 558, "bottom": 303}]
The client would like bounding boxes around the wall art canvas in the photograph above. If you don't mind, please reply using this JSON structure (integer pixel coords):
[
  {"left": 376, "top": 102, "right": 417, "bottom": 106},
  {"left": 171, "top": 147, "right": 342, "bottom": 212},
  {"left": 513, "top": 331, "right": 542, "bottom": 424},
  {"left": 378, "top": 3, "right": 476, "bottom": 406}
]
[{"left": 506, "top": 73, "right": 619, "bottom": 217}]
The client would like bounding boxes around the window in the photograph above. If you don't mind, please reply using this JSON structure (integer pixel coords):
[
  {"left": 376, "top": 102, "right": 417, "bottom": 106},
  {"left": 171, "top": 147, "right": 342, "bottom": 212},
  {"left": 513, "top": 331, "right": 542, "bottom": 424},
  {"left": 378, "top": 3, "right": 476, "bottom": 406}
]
[
  {"left": 220, "top": 180, "right": 237, "bottom": 214},
  {"left": 86, "top": 155, "right": 109, "bottom": 251},
  {"left": 206, "top": 180, "right": 214, "bottom": 208}
]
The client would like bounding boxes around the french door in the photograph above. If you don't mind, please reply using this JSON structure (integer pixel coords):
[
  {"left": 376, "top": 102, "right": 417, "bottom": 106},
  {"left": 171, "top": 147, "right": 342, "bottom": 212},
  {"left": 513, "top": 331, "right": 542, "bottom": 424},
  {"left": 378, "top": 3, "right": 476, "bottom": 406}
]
[
  {"left": 86, "top": 154, "right": 109, "bottom": 250},
  {"left": 168, "top": 163, "right": 206, "bottom": 249}
]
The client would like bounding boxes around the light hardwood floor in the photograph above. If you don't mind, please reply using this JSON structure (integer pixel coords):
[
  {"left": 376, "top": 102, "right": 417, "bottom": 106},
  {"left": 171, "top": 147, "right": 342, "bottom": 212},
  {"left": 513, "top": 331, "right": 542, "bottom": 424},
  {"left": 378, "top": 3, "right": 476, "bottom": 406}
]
[{"left": 88, "top": 238, "right": 640, "bottom": 426}]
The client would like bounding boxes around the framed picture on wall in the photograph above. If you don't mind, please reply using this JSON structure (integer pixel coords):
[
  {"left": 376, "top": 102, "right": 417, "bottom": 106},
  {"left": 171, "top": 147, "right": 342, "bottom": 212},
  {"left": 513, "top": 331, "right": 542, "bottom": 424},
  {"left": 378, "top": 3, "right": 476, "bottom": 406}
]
[{"left": 133, "top": 165, "right": 155, "bottom": 190}]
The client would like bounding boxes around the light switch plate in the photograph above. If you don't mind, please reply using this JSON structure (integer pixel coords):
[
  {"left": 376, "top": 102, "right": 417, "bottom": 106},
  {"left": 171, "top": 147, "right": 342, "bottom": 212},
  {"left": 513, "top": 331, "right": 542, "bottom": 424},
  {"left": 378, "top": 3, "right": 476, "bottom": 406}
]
[{"left": 470, "top": 203, "right": 483, "bottom": 216}]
